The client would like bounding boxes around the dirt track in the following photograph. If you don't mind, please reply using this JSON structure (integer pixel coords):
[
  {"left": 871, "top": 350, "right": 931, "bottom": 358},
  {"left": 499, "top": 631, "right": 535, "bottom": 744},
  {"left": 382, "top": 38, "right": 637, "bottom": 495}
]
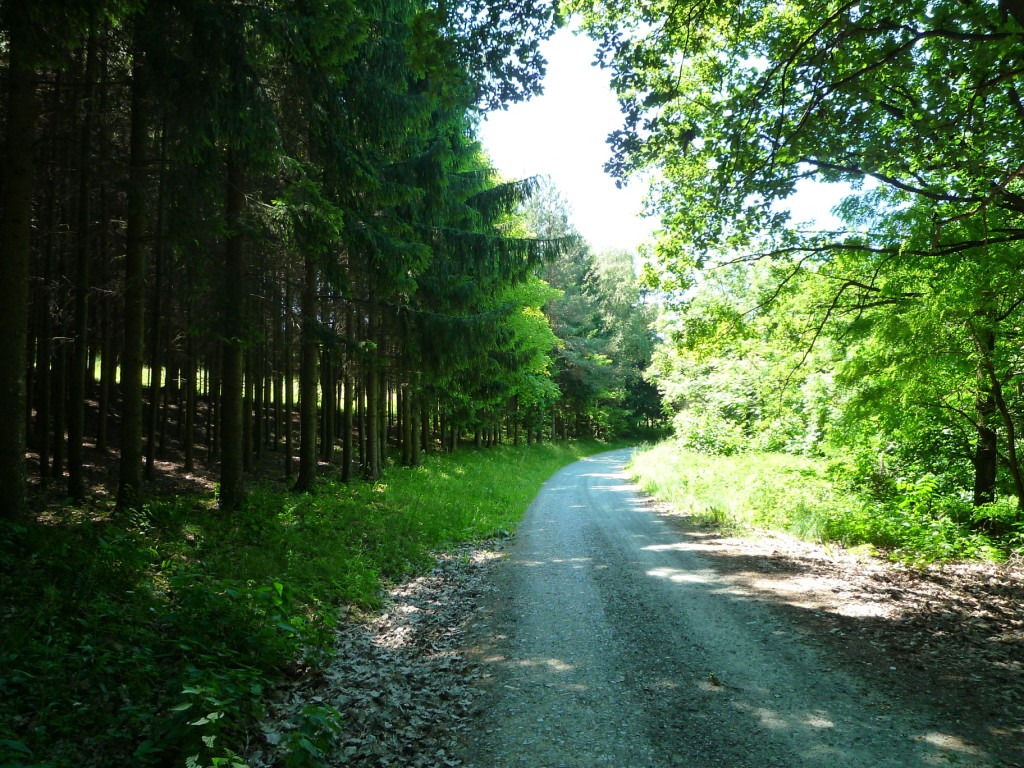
[{"left": 453, "top": 448, "right": 1020, "bottom": 768}]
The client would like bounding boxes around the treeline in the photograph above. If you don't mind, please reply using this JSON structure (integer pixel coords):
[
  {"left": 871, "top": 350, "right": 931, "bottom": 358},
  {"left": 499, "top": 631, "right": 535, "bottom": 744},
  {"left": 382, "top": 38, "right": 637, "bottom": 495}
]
[
  {"left": 0, "top": 0, "right": 663, "bottom": 517},
  {"left": 573, "top": 0, "right": 1024, "bottom": 541}
]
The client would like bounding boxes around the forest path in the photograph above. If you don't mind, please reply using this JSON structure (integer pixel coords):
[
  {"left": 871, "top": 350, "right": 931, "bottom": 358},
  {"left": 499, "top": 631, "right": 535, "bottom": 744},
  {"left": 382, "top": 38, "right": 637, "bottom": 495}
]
[{"left": 453, "top": 448, "right": 1004, "bottom": 768}]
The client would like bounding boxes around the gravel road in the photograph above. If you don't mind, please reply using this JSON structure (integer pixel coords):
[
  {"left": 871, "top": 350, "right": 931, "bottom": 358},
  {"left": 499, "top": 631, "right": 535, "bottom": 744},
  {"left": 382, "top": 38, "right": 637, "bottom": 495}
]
[{"left": 454, "top": 448, "right": 1003, "bottom": 768}]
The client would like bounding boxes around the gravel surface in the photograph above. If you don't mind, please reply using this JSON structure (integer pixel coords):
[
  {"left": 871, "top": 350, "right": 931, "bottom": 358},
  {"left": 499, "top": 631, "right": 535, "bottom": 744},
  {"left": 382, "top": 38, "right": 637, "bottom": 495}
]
[
  {"left": 453, "top": 448, "right": 1019, "bottom": 768},
  {"left": 251, "top": 448, "right": 1022, "bottom": 767}
]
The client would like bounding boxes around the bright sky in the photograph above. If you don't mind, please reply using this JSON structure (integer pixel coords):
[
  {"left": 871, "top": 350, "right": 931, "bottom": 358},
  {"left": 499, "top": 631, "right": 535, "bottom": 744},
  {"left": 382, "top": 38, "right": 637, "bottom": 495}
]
[
  {"left": 479, "top": 27, "right": 848, "bottom": 254},
  {"left": 479, "top": 27, "right": 653, "bottom": 253}
]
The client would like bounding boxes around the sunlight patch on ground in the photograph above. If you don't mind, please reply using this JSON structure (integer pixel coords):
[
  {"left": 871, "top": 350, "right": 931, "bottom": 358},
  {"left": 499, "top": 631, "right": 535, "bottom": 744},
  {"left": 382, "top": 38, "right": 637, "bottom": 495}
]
[
  {"left": 644, "top": 541, "right": 709, "bottom": 553},
  {"left": 750, "top": 706, "right": 787, "bottom": 730},
  {"left": 804, "top": 714, "right": 836, "bottom": 729},
  {"left": 729, "top": 574, "right": 894, "bottom": 617},
  {"left": 591, "top": 483, "right": 642, "bottom": 493},
  {"left": 515, "top": 657, "right": 576, "bottom": 673},
  {"left": 647, "top": 567, "right": 715, "bottom": 584},
  {"left": 917, "top": 731, "right": 983, "bottom": 755}
]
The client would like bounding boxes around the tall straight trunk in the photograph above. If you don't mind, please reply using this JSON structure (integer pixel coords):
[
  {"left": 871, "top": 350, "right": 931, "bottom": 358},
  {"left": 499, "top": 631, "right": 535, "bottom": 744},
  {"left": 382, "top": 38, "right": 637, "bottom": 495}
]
[
  {"left": 94, "top": 30, "right": 112, "bottom": 453},
  {"left": 320, "top": 345, "right": 334, "bottom": 463},
  {"left": 357, "top": 377, "right": 366, "bottom": 472},
  {"left": 399, "top": 386, "right": 409, "bottom": 465},
  {"left": 51, "top": 342, "right": 67, "bottom": 480},
  {"left": 364, "top": 307, "right": 381, "bottom": 481},
  {"left": 67, "top": 23, "right": 99, "bottom": 501},
  {"left": 118, "top": 29, "right": 149, "bottom": 509},
  {"left": 34, "top": 144, "right": 58, "bottom": 481},
  {"left": 272, "top": 368, "right": 282, "bottom": 451},
  {"left": 208, "top": 354, "right": 220, "bottom": 461},
  {"left": 145, "top": 124, "right": 168, "bottom": 480},
  {"left": 284, "top": 282, "right": 294, "bottom": 479},
  {"left": 341, "top": 329, "right": 354, "bottom": 482},
  {"left": 272, "top": 284, "right": 284, "bottom": 451},
  {"left": 243, "top": 349, "right": 254, "bottom": 472},
  {"left": 96, "top": 198, "right": 115, "bottom": 453},
  {"left": 0, "top": 18, "right": 38, "bottom": 517},
  {"left": 184, "top": 334, "right": 196, "bottom": 471},
  {"left": 971, "top": 307, "right": 998, "bottom": 506},
  {"left": 254, "top": 345, "right": 265, "bottom": 460},
  {"left": 420, "top": 398, "right": 430, "bottom": 454},
  {"left": 365, "top": 365, "right": 380, "bottom": 480},
  {"left": 409, "top": 386, "right": 420, "bottom": 468},
  {"left": 160, "top": 350, "right": 172, "bottom": 452},
  {"left": 378, "top": 364, "right": 385, "bottom": 468},
  {"left": 513, "top": 398, "right": 521, "bottom": 446},
  {"left": 219, "top": 153, "right": 246, "bottom": 511},
  {"left": 377, "top": 364, "right": 387, "bottom": 473},
  {"left": 295, "top": 252, "right": 319, "bottom": 491}
]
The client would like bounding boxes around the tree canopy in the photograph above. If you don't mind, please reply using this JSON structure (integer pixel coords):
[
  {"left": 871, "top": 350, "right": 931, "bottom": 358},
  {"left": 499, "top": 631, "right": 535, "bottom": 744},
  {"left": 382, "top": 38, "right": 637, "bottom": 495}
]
[{"left": 571, "top": 0, "right": 1024, "bottom": 530}]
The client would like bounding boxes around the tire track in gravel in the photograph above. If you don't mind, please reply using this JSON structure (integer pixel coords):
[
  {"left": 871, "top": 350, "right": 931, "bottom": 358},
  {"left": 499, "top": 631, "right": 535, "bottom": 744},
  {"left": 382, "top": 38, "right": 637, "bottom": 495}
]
[{"left": 454, "top": 448, "right": 1002, "bottom": 768}]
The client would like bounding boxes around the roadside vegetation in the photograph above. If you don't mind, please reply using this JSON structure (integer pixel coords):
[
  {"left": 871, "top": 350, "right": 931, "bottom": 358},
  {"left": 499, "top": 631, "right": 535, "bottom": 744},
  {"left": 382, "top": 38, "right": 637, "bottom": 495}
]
[
  {"left": 576, "top": 1, "right": 1024, "bottom": 567},
  {"left": 630, "top": 443, "right": 1023, "bottom": 565},
  {"left": 0, "top": 440, "right": 613, "bottom": 768}
]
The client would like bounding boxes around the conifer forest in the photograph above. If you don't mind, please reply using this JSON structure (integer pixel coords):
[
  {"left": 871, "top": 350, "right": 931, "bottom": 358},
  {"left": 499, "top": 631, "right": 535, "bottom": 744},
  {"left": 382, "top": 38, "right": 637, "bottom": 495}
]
[{"left": 0, "top": 0, "right": 659, "bottom": 518}]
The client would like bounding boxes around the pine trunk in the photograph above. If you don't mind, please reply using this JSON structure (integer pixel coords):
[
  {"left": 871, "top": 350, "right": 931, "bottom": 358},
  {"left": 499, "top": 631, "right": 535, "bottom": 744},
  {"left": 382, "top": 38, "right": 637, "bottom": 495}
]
[
  {"left": 219, "top": 153, "right": 246, "bottom": 511},
  {"left": 117, "top": 33, "right": 148, "bottom": 510},
  {"left": 184, "top": 334, "right": 196, "bottom": 471},
  {"left": 364, "top": 308, "right": 381, "bottom": 481},
  {"left": 243, "top": 349, "right": 254, "bottom": 472},
  {"left": 284, "top": 281, "right": 294, "bottom": 479},
  {"left": 321, "top": 345, "right": 334, "bottom": 463},
  {"left": 341, "top": 304, "right": 354, "bottom": 482},
  {"left": 295, "top": 252, "right": 319, "bottom": 491},
  {"left": 0, "top": 19, "right": 37, "bottom": 518},
  {"left": 68, "top": 24, "right": 99, "bottom": 501}
]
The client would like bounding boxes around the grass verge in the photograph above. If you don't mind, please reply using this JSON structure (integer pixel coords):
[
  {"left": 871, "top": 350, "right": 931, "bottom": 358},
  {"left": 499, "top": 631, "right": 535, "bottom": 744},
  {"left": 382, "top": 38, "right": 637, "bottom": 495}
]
[
  {"left": 0, "top": 440, "right": 615, "bottom": 768},
  {"left": 628, "top": 441, "right": 1023, "bottom": 564}
]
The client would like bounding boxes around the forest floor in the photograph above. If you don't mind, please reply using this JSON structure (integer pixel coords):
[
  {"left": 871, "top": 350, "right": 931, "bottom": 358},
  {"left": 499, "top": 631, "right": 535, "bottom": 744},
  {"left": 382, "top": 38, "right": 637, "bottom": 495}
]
[{"left": 248, "top": 449, "right": 1024, "bottom": 767}]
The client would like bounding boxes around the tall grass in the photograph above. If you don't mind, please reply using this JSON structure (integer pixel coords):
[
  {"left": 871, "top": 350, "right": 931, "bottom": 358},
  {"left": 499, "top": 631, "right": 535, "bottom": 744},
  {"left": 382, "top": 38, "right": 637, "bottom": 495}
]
[
  {"left": 628, "top": 443, "right": 840, "bottom": 539},
  {"left": 0, "top": 440, "right": 612, "bottom": 768},
  {"left": 628, "top": 441, "right": 1021, "bottom": 564}
]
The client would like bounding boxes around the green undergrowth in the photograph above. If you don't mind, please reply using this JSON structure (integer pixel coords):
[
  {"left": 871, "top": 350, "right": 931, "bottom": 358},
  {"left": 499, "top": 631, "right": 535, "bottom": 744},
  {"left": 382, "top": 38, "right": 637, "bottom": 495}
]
[
  {"left": 0, "top": 440, "right": 614, "bottom": 768},
  {"left": 628, "top": 441, "right": 1024, "bottom": 565}
]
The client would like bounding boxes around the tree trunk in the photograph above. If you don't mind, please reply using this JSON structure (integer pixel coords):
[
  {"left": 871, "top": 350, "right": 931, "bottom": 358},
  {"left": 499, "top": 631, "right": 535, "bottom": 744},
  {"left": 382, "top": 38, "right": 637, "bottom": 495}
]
[
  {"left": 184, "top": 333, "right": 196, "bottom": 471},
  {"left": 420, "top": 398, "right": 430, "bottom": 454},
  {"left": 117, "top": 29, "right": 149, "bottom": 510},
  {"left": 284, "top": 281, "right": 294, "bottom": 479},
  {"left": 341, "top": 304, "right": 355, "bottom": 482},
  {"left": 0, "top": 17, "right": 38, "bottom": 518},
  {"left": 295, "top": 251, "right": 319, "bottom": 491},
  {"left": 320, "top": 343, "right": 334, "bottom": 463},
  {"left": 68, "top": 23, "right": 99, "bottom": 501},
  {"left": 145, "top": 117, "right": 171, "bottom": 479},
  {"left": 410, "top": 386, "right": 421, "bottom": 468},
  {"left": 243, "top": 350, "right": 254, "bottom": 471},
  {"left": 364, "top": 307, "right": 381, "bottom": 481},
  {"left": 254, "top": 344, "right": 265, "bottom": 460},
  {"left": 34, "top": 144, "right": 58, "bottom": 481},
  {"left": 971, "top": 310, "right": 999, "bottom": 506},
  {"left": 96, "top": 197, "right": 115, "bottom": 454},
  {"left": 219, "top": 152, "right": 246, "bottom": 511}
]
